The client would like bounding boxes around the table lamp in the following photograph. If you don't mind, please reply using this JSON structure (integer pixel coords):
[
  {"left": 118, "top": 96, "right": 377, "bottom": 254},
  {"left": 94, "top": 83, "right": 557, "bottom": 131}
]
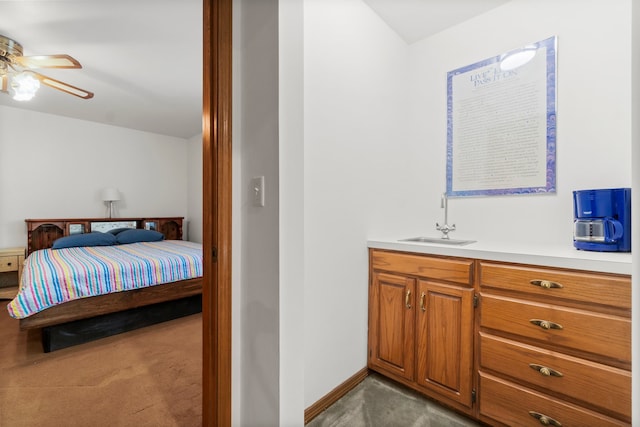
[{"left": 101, "top": 187, "right": 121, "bottom": 218}]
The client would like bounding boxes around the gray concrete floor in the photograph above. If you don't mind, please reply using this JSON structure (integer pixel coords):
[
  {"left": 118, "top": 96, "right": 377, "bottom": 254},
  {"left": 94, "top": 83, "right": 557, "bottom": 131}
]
[{"left": 307, "top": 373, "right": 480, "bottom": 427}]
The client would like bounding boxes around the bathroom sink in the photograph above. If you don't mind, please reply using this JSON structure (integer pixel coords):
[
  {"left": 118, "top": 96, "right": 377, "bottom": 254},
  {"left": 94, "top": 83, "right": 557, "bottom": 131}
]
[{"left": 400, "top": 237, "right": 476, "bottom": 246}]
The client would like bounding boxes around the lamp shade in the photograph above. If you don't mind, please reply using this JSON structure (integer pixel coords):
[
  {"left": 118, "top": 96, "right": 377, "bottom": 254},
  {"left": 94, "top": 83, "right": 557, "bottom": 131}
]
[{"left": 101, "top": 187, "right": 121, "bottom": 202}]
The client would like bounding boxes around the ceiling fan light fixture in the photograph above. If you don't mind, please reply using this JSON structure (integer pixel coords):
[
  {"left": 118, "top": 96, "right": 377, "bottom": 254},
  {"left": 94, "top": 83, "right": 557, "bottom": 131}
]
[
  {"left": 11, "top": 71, "right": 40, "bottom": 101},
  {"left": 39, "top": 74, "right": 94, "bottom": 99},
  {"left": 1, "top": 34, "right": 92, "bottom": 100}
]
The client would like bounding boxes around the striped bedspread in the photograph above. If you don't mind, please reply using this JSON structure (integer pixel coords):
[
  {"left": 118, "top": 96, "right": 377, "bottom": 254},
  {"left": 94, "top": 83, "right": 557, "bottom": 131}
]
[{"left": 7, "top": 240, "right": 203, "bottom": 319}]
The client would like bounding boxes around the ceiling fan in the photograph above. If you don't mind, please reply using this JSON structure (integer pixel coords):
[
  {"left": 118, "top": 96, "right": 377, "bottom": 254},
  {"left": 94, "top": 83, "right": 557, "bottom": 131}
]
[{"left": 0, "top": 34, "right": 93, "bottom": 101}]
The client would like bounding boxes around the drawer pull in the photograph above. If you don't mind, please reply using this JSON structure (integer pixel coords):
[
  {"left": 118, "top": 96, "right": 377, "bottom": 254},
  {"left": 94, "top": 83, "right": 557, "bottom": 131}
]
[
  {"left": 530, "top": 279, "right": 563, "bottom": 289},
  {"left": 529, "top": 363, "right": 563, "bottom": 377},
  {"left": 529, "top": 411, "right": 562, "bottom": 426},
  {"left": 405, "top": 289, "right": 411, "bottom": 309},
  {"left": 530, "top": 319, "right": 563, "bottom": 330},
  {"left": 420, "top": 292, "right": 426, "bottom": 312}
]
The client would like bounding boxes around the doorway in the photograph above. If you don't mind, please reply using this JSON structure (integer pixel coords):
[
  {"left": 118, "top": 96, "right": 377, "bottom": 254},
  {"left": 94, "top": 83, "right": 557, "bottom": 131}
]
[{"left": 202, "top": 0, "right": 232, "bottom": 425}]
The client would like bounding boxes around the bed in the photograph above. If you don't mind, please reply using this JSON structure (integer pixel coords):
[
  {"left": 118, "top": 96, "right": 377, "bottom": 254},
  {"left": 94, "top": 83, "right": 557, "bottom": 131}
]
[{"left": 6, "top": 217, "right": 203, "bottom": 352}]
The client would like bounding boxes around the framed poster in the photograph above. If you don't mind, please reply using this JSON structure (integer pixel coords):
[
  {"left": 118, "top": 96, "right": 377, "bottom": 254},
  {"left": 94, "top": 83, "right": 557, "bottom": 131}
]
[{"left": 446, "top": 36, "right": 557, "bottom": 197}]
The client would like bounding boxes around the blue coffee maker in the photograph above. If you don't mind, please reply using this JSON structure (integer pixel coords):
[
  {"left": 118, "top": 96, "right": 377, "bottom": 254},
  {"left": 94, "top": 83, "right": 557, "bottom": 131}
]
[{"left": 573, "top": 188, "right": 631, "bottom": 252}]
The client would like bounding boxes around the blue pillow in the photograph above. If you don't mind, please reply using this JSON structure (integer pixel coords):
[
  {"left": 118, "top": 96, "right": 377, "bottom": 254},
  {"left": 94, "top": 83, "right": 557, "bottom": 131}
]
[
  {"left": 116, "top": 229, "right": 164, "bottom": 244},
  {"left": 52, "top": 232, "right": 117, "bottom": 249},
  {"left": 107, "top": 227, "right": 134, "bottom": 235}
]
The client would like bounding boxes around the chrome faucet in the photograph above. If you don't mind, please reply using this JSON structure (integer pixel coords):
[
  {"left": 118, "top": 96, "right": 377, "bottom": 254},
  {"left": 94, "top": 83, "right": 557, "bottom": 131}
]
[{"left": 435, "top": 193, "right": 456, "bottom": 239}]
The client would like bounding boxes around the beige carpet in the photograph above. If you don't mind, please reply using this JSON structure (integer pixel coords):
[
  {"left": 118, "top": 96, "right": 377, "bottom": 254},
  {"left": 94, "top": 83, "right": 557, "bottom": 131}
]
[{"left": 0, "top": 309, "right": 202, "bottom": 427}]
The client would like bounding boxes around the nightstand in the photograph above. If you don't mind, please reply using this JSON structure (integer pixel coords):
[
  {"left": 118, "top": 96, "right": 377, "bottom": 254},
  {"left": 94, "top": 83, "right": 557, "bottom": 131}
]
[{"left": 0, "top": 247, "right": 25, "bottom": 300}]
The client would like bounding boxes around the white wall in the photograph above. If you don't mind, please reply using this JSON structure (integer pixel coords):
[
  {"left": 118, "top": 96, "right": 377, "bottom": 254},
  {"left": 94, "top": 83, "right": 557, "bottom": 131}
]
[
  {"left": 302, "top": 0, "right": 412, "bottom": 406},
  {"left": 235, "top": 0, "right": 281, "bottom": 425},
  {"left": 0, "top": 105, "right": 189, "bottom": 248},
  {"left": 232, "top": 2, "right": 244, "bottom": 424},
  {"left": 299, "top": 0, "right": 633, "bottom": 411},
  {"left": 186, "top": 133, "right": 203, "bottom": 243},
  {"left": 406, "top": 0, "right": 632, "bottom": 246},
  {"left": 278, "top": 0, "right": 305, "bottom": 425}
]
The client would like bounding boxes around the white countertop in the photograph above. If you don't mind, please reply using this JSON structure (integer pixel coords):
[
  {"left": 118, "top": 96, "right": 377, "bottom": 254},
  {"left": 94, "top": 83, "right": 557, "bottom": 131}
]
[{"left": 367, "top": 238, "right": 632, "bottom": 275}]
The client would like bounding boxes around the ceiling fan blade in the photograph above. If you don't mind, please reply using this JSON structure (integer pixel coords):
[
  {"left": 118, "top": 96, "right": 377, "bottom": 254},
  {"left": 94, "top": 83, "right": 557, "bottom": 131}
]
[
  {"left": 15, "top": 54, "right": 82, "bottom": 69},
  {"left": 32, "top": 72, "right": 93, "bottom": 99},
  {"left": 1, "top": 74, "right": 7, "bottom": 93}
]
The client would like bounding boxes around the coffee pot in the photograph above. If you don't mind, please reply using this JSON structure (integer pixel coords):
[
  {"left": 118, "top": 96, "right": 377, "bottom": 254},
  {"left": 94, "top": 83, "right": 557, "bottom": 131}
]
[{"left": 573, "top": 188, "right": 631, "bottom": 252}]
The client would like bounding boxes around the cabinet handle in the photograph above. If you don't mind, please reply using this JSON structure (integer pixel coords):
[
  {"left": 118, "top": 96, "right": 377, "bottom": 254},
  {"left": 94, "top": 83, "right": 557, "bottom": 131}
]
[
  {"left": 7, "top": 262, "right": 11, "bottom": 266},
  {"left": 530, "top": 279, "right": 563, "bottom": 289},
  {"left": 405, "top": 290, "right": 411, "bottom": 309},
  {"left": 529, "top": 411, "right": 562, "bottom": 426},
  {"left": 529, "top": 363, "right": 563, "bottom": 377},
  {"left": 420, "top": 292, "right": 426, "bottom": 312},
  {"left": 529, "top": 319, "right": 563, "bottom": 330}
]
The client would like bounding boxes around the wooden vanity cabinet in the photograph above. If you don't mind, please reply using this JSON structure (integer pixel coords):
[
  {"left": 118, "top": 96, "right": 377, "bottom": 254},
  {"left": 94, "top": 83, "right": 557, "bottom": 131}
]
[
  {"left": 367, "top": 247, "right": 631, "bottom": 425},
  {"left": 368, "top": 249, "right": 475, "bottom": 413},
  {"left": 369, "top": 271, "right": 416, "bottom": 381},
  {"left": 477, "top": 261, "right": 631, "bottom": 426}
]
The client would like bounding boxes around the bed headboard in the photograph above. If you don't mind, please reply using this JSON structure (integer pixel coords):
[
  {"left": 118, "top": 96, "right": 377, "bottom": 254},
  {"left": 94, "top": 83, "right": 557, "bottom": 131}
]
[{"left": 25, "top": 217, "right": 184, "bottom": 255}]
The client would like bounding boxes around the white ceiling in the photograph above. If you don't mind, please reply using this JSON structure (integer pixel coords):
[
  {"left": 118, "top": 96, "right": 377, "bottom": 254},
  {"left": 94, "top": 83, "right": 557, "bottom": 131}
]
[
  {"left": 0, "top": 0, "right": 508, "bottom": 139},
  {"left": 363, "top": 0, "right": 509, "bottom": 44},
  {"left": 0, "top": 0, "right": 202, "bottom": 139}
]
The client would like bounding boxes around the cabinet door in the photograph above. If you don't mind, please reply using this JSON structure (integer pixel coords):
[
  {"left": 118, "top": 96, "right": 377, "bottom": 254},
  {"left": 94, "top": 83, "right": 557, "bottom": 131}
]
[
  {"left": 416, "top": 280, "right": 474, "bottom": 408},
  {"left": 368, "top": 272, "right": 415, "bottom": 381},
  {"left": 159, "top": 219, "right": 182, "bottom": 240},
  {"left": 29, "top": 223, "right": 64, "bottom": 254}
]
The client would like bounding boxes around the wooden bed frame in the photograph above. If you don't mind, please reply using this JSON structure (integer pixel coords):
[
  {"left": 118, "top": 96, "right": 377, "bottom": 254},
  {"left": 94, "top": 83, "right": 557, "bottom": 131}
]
[
  {"left": 19, "top": 277, "right": 203, "bottom": 330},
  {"left": 19, "top": 217, "right": 203, "bottom": 351}
]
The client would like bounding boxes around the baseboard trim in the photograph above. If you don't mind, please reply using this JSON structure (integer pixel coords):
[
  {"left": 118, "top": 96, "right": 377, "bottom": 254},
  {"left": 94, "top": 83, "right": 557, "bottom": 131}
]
[{"left": 304, "top": 367, "right": 369, "bottom": 424}]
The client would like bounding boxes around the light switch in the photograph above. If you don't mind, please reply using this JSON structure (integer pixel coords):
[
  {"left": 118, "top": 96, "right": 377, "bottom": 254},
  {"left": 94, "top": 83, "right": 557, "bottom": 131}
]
[{"left": 251, "top": 176, "right": 265, "bottom": 207}]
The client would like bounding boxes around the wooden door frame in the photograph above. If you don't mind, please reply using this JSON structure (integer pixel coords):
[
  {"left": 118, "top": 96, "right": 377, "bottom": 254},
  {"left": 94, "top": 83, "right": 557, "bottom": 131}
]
[{"left": 202, "top": 0, "right": 232, "bottom": 425}]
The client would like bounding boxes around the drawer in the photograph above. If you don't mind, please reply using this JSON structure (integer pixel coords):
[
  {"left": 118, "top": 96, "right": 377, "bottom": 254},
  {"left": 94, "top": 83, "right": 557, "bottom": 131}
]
[
  {"left": 479, "top": 261, "right": 631, "bottom": 310},
  {"left": 480, "top": 294, "right": 630, "bottom": 364},
  {"left": 370, "top": 250, "right": 473, "bottom": 286},
  {"left": 479, "top": 332, "right": 630, "bottom": 420},
  {"left": 479, "top": 372, "right": 629, "bottom": 427},
  {"left": 0, "top": 255, "right": 18, "bottom": 272}
]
